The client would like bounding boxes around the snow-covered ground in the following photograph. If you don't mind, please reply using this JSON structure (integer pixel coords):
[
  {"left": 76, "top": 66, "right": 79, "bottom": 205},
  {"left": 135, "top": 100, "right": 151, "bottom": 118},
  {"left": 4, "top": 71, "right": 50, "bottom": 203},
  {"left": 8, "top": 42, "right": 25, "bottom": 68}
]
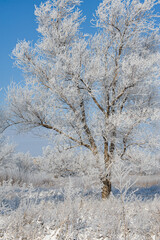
[{"left": 0, "top": 178, "right": 160, "bottom": 240}]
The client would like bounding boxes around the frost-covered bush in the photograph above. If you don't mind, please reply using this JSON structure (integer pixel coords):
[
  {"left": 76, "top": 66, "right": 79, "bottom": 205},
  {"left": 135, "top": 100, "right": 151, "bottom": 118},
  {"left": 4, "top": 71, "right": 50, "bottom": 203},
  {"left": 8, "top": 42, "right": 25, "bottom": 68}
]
[
  {"left": 37, "top": 146, "right": 101, "bottom": 178},
  {"left": 0, "top": 134, "right": 43, "bottom": 185},
  {"left": 0, "top": 134, "right": 15, "bottom": 183}
]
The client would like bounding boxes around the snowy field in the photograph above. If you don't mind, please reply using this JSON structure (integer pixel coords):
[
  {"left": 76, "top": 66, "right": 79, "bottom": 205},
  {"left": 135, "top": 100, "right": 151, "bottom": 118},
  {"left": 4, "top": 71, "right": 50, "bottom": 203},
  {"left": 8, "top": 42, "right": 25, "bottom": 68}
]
[{"left": 0, "top": 177, "right": 159, "bottom": 240}]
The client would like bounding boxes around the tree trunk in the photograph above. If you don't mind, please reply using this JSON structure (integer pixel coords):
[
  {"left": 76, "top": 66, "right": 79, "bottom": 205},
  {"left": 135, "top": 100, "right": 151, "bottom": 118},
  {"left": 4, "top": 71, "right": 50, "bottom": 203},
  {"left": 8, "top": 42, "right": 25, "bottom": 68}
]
[
  {"left": 102, "top": 177, "right": 111, "bottom": 199},
  {"left": 101, "top": 139, "right": 112, "bottom": 199}
]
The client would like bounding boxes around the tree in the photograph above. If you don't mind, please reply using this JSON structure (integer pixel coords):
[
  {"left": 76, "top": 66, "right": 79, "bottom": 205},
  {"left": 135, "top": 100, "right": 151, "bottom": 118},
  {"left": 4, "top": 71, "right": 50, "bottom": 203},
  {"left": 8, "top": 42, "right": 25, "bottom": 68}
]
[
  {"left": 0, "top": 134, "right": 14, "bottom": 168},
  {"left": 6, "top": 0, "right": 160, "bottom": 198}
]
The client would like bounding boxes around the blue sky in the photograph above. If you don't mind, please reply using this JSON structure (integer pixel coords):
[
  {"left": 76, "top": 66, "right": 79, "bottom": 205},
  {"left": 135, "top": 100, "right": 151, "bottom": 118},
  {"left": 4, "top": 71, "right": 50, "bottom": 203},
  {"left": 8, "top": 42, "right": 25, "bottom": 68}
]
[
  {"left": 0, "top": 0, "right": 100, "bottom": 155},
  {"left": 0, "top": 0, "right": 99, "bottom": 100}
]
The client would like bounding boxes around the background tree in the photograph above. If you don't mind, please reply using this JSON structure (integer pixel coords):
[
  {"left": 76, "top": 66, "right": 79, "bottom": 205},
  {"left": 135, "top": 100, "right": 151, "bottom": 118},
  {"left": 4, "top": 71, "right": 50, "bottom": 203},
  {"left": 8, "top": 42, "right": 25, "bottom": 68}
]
[{"left": 6, "top": 0, "right": 160, "bottom": 198}]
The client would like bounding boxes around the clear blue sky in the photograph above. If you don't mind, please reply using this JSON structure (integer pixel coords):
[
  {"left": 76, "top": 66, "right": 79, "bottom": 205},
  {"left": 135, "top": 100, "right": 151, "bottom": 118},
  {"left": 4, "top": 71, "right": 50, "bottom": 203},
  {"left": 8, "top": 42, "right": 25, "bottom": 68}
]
[
  {"left": 0, "top": 0, "right": 99, "bottom": 101},
  {"left": 0, "top": 0, "right": 100, "bottom": 155}
]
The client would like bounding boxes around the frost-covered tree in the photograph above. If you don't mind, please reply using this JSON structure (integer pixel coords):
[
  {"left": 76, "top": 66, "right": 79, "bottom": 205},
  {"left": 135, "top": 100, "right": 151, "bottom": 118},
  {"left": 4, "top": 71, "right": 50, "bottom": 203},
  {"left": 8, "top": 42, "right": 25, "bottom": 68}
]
[
  {"left": 0, "top": 135, "right": 14, "bottom": 169},
  {"left": 6, "top": 0, "right": 160, "bottom": 198}
]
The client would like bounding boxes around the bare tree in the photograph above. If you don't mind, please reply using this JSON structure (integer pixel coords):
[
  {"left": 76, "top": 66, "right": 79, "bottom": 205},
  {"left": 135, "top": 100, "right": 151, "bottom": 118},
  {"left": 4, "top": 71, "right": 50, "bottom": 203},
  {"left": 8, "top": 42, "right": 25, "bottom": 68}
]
[{"left": 6, "top": 0, "right": 160, "bottom": 198}]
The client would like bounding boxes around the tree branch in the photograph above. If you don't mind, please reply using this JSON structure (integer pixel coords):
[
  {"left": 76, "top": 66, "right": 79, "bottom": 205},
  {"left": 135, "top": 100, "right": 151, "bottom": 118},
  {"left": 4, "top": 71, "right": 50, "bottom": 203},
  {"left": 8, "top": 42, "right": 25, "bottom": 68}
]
[
  {"left": 80, "top": 78, "right": 105, "bottom": 114},
  {"left": 40, "top": 122, "right": 91, "bottom": 150}
]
